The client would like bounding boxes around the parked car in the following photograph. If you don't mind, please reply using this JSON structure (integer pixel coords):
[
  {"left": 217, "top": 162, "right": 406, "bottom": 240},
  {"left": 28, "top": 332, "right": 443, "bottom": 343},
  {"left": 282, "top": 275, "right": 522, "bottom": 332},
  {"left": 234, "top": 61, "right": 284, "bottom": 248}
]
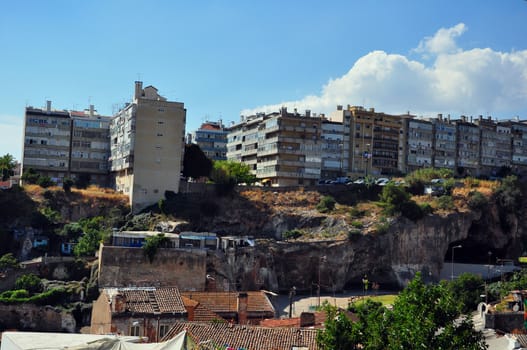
[{"left": 375, "top": 177, "right": 390, "bottom": 186}]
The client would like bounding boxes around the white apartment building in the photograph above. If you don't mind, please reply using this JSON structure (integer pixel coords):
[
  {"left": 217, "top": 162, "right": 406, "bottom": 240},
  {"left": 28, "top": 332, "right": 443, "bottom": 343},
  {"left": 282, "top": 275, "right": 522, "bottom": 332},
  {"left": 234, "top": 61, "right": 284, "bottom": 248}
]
[
  {"left": 22, "top": 101, "right": 111, "bottom": 186},
  {"left": 110, "top": 82, "right": 186, "bottom": 213}
]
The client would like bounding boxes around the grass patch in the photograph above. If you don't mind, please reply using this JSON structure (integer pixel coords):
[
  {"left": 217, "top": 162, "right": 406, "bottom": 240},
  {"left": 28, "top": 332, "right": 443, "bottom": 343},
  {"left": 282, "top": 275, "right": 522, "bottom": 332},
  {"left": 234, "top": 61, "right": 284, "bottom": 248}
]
[{"left": 351, "top": 294, "right": 397, "bottom": 307}]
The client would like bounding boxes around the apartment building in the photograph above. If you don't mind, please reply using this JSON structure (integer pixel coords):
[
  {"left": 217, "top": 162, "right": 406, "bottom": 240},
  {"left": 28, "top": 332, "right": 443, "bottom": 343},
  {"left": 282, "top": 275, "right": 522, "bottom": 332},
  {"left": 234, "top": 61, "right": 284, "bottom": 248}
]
[
  {"left": 320, "top": 119, "right": 346, "bottom": 179},
  {"left": 22, "top": 101, "right": 111, "bottom": 186},
  {"left": 341, "top": 106, "right": 404, "bottom": 177},
  {"left": 226, "top": 108, "right": 322, "bottom": 186},
  {"left": 502, "top": 120, "right": 527, "bottom": 173},
  {"left": 404, "top": 118, "right": 434, "bottom": 173},
  {"left": 191, "top": 120, "right": 228, "bottom": 161},
  {"left": 475, "top": 116, "right": 512, "bottom": 176},
  {"left": 430, "top": 115, "right": 456, "bottom": 170},
  {"left": 110, "top": 81, "right": 186, "bottom": 213},
  {"left": 454, "top": 116, "right": 480, "bottom": 176}
]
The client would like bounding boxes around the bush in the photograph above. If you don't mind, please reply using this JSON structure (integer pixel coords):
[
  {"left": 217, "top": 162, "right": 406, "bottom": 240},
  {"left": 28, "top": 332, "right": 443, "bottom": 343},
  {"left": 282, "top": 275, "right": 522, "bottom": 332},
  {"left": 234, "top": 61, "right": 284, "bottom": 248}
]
[
  {"left": 349, "top": 207, "right": 366, "bottom": 218},
  {"left": 435, "top": 195, "right": 455, "bottom": 210},
  {"left": 316, "top": 196, "right": 336, "bottom": 213},
  {"left": 143, "top": 234, "right": 171, "bottom": 263},
  {"left": 419, "top": 203, "right": 433, "bottom": 215},
  {"left": 467, "top": 191, "right": 488, "bottom": 210},
  {"left": 0, "top": 253, "right": 18, "bottom": 269},
  {"left": 351, "top": 221, "right": 363, "bottom": 229},
  {"left": 15, "top": 273, "right": 42, "bottom": 293},
  {"left": 283, "top": 229, "right": 303, "bottom": 240},
  {"left": 37, "top": 176, "right": 55, "bottom": 188},
  {"left": 374, "top": 218, "right": 390, "bottom": 235}
]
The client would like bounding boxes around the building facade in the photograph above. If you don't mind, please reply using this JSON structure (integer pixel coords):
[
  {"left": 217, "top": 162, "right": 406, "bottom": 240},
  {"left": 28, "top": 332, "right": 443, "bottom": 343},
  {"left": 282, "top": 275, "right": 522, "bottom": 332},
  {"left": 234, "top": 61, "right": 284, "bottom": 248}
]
[
  {"left": 227, "top": 108, "right": 323, "bottom": 186},
  {"left": 22, "top": 101, "right": 111, "bottom": 186},
  {"left": 191, "top": 120, "right": 228, "bottom": 161},
  {"left": 110, "top": 81, "right": 186, "bottom": 213}
]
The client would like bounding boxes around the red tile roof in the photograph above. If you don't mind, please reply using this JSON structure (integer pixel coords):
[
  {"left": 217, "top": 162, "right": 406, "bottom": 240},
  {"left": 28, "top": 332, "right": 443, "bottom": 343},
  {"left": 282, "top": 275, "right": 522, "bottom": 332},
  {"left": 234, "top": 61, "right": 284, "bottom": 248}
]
[
  {"left": 114, "top": 287, "right": 186, "bottom": 315},
  {"left": 163, "top": 322, "right": 318, "bottom": 350},
  {"left": 182, "top": 296, "right": 225, "bottom": 322},
  {"left": 180, "top": 291, "right": 274, "bottom": 315}
]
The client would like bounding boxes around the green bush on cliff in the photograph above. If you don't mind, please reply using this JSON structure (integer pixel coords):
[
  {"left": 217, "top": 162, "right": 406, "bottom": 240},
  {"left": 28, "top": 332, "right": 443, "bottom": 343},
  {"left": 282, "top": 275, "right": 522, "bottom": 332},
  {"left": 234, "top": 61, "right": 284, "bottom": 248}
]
[
  {"left": 316, "top": 196, "right": 336, "bottom": 213},
  {"left": 15, "top": 273, "right": 42, "bottom": 293},
  {"left": 378, "top": 184, "right": 424, "bottom": 221},
  {"left": 282, "top": 229, "right": 303, "bottom": 240},
  {"left": 467, "top": 191, "right": 488, "bottom": 210}
]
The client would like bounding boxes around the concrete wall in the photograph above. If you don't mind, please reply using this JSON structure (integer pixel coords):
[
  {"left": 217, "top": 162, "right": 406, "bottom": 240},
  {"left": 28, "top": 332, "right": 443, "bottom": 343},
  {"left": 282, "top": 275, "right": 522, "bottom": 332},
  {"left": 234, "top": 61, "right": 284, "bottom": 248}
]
[
  {"left": 98, "top": 246, "right": 206, "bottom": 290},
  {"left": 485, "top": 312, "right": 524, "bottom": 332}
]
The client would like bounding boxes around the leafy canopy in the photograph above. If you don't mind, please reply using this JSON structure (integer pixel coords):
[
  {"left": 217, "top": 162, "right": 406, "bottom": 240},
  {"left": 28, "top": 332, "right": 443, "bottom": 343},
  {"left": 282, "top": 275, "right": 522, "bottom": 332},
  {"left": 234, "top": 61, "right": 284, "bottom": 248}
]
[
  {"left": 317, "top": 273, "right": 487, "bottom": 350},
  {"left": 0, "top": 154, "right": 16, "bottom": 181}
]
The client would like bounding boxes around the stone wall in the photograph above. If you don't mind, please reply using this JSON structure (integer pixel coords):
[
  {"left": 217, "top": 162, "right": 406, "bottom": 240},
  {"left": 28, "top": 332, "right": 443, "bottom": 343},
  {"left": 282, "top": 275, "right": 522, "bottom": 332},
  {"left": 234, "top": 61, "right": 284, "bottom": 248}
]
[
  {"left": 98, "top": 245, "right": 206, "bottom": 290},
  {"left": 485, "top": 312, "right": 524, "bottom": 332},
  {"left": 0, "top": 303, "right": 75, "bottom": 332}
]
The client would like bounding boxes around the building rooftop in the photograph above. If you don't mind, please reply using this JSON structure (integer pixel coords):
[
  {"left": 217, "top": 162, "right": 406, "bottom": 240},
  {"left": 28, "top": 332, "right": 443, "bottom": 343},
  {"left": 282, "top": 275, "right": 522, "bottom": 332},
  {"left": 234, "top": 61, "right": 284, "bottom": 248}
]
[
  {"left": 180, "top": 291, "right": 274, "bottom": 314},
  {"left": 104, "top": 287, "right": 186, "bottom": 315},
  {"left": 162, "top": 322, "right": 318, "bottom": 349}
]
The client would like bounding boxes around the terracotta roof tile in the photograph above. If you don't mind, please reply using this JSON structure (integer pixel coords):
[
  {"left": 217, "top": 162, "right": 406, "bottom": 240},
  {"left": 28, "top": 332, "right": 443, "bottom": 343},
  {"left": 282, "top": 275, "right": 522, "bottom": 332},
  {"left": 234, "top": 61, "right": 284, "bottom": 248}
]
[
  {"left": 180, "top": 291, "right": 274, "bottom": 314},
  {"left": 115, "top": 287, "right": 186, "bottom": 315},
  {"left": 163, "top": 322, "right": 318, "bottom": 350}
]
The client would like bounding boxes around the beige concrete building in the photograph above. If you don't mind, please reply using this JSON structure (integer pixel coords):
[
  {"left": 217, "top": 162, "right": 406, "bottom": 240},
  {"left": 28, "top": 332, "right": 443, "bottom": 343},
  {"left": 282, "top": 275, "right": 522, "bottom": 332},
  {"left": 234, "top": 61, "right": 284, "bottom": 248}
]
[
  {"left": 227, "top": 108, "right": 322, "bottom": 186},
  {"left": 110, "top": 81, "right": 186, "bottom": 213}
]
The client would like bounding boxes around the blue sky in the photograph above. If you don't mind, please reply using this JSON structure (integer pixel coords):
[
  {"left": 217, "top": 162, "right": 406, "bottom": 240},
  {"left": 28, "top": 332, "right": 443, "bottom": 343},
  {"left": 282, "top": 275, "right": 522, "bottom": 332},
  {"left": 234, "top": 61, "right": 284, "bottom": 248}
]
[{"left": 1, "top": 1, "right": 527, "bottom": 161}]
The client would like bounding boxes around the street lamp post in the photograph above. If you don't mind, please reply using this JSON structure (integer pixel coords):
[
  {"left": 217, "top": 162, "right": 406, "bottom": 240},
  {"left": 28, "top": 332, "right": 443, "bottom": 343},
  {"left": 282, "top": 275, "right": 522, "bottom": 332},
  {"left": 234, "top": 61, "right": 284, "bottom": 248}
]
[
  {"left": 318, "top": 256, "right": 327, "bottom": 308},
  {"left": 451, "top": 245, "right": 462, "bottom": 280},
  {"left": 486, "top": 251, "right": 492, "bottom": 304},
  {"left": 288, "top": 286, "right": 296, "bottom": 318}
]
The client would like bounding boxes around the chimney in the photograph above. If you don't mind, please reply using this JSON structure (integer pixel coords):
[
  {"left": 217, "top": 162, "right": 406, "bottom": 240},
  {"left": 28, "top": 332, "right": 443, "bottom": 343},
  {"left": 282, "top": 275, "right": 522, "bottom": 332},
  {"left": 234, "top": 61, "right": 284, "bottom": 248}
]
[
  {"left": 113, "top": 293, "right": 126, "bottom": 313},
  {"left": 89, "top": 104, "right": 95, "bottom": 117},
  {"left": 237, "top": 293, "right": 248, "bottom": 325},
  {"left": 337, "top": 105, "right": 343, "bottom": 111},
  {"left": 134, "top": 81, "right": 143, "bottom": 100},
  {"left": 300, "top": 312, "right": 316, "bottom": 327},
  {"left": 305, "top": 110, "right": 311, "bottom": 118},
  {"left": 46, "top": 100, "right": 51, "bottom": 113}
]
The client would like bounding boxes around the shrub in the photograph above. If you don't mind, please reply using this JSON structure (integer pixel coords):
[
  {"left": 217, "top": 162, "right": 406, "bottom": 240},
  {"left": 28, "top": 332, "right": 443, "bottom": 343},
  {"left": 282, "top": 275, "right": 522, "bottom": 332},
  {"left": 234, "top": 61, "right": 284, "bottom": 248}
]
[
  {"left": 37, "top": 176, "right": 55, "bottom": 188},
  {"left": 316, "top": 196, "right": 336, "bottom": 213},
  {"left": 349, "top": 206, "right": 366, "bottom": 218},
  {"left": 15, "top": 273, "right": 42, "bottom": 293},
  {"left": 467, "top": 191, "right": 488, "bottom": 210},
  {"left": 143, "top": 234, "right": 171, "bottom": 263},
  {"left": 0, "top": 253, "right": 18, "bottom": 269},
  {"left": 283, "top": 229, "right": 303, "bottom": 240},
  {"left": 436, "top": 195, "right": 455, "bottom": 210},
  {"left": 419, "top": 203, "right": 433, "bottom": 215},
  {"left": 351, "top": 221, "right": 363, "bottom": 229},
  {"left": 374, "top": 218, "right": 390, "bottom": 235}
]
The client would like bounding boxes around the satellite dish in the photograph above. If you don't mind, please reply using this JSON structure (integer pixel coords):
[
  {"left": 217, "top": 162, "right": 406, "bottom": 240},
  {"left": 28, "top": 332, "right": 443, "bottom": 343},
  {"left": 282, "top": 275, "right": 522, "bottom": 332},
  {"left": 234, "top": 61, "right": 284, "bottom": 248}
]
[{"left": 513, "top": 303, "right": 520, "bottom": 312}]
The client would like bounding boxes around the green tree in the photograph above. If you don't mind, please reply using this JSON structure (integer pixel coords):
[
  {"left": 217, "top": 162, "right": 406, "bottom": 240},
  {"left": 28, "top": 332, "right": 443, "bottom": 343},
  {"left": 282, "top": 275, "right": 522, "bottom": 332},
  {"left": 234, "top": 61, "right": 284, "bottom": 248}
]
[
  {"left": 211, "top": 160, "right": 256, "bottom": 185},
  {"left": 378, "top": 184, "right": 423, "bottom": 220},
  {"left": 0, "top": 154, "right": 16, "bottom": 181},
  {"left": 317, "top": 273, "right": 487, "bottom": 350},
  {"left": 37, "top": 175, "right": 55, "bottom": 188},
  {"left": 15, "top": 273, "right": 42, "bottom": 293},
  {"left": 183, "top": 144, "right": 213, "bottom": 179},
  {"left": 73, "top": 216, "right": 110, "bottom": 257},
  {"left": 448, "top": 273, "right": 485, "bottom": 313},
  {"left": 62, "top": 178, "right": 74, "bottom": 193}
]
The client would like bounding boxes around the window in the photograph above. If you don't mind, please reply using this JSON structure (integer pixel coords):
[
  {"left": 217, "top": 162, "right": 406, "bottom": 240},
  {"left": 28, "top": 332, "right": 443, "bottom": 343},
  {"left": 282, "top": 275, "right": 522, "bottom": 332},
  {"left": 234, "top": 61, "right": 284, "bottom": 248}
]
[
  {"left": 130, "top": 325, "right": 140, "bottom": 336},
  {"left": 157, "top": 133, "right": 163, "bottom": 137},
  {"left": 159, "top": 324, "right": 170, "bottom": 339}
]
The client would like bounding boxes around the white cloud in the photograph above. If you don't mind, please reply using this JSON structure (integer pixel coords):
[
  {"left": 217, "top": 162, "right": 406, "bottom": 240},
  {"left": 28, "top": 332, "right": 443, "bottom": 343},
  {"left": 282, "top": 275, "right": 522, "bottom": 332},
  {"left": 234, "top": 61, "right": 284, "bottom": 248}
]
[
  {"left": 241, "top": 23, "right": 527, "bottom": 119},
  {"left": 415, "top": 23, "right": 466, "bottom": 56}
]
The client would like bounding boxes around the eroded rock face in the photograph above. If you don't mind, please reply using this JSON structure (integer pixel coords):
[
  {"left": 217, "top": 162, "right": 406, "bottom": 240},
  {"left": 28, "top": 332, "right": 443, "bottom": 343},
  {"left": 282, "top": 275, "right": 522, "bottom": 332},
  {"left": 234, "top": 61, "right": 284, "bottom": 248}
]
[{"left": 206, "top": 202, "right": 526, "bottom": 291}]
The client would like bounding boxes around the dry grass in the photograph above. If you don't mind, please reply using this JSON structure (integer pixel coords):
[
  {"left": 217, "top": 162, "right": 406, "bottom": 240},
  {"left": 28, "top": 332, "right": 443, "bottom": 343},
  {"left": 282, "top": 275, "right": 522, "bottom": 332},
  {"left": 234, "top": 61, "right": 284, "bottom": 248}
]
[
  {"left": 240, "top": 188, "right": 321, "bottom": 211},
  {"left": 73, "top": 185, "right": 128, "bottom": 202}
]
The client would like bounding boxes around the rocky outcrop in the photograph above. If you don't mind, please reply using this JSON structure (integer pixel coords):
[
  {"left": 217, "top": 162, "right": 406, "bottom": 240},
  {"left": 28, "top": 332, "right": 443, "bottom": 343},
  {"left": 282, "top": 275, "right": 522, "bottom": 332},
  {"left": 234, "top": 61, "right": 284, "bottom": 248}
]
[{"left": 206, "top": 202, "right": 526, "bottom": 291}]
